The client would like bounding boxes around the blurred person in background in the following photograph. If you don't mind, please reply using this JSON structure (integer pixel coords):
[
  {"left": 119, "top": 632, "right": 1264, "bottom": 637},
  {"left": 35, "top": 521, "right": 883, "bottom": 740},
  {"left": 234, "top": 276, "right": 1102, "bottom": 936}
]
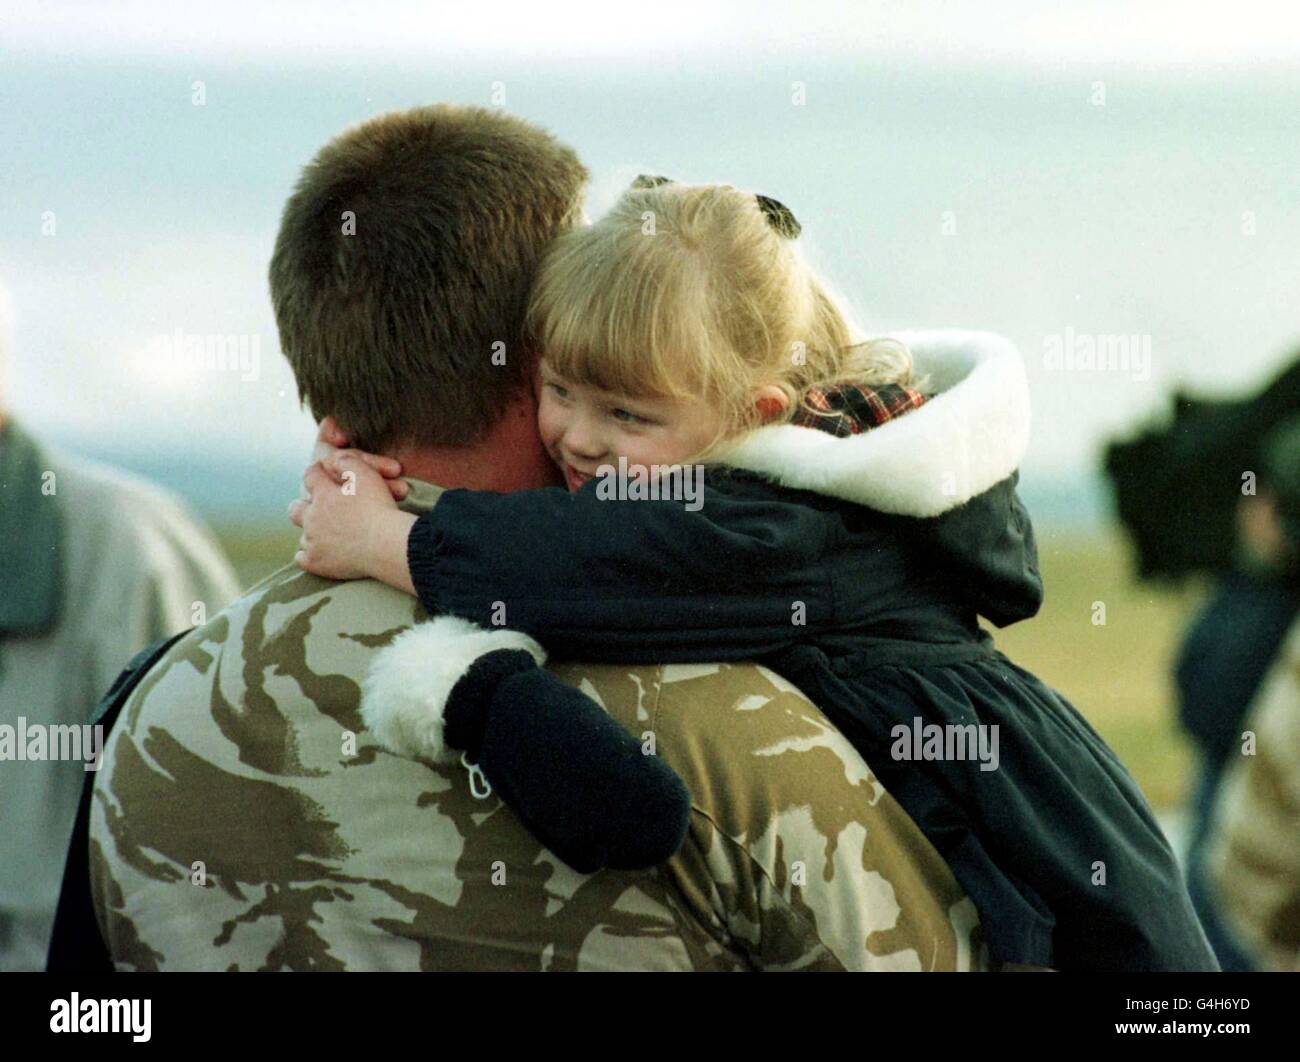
[
  {"left": 0, "top": 281, "right": 240, "bottom": 970},
  {"left": 1201, "top": 521, "right": 1300, "bottom": 973},
  {"left": 1176, "top": 415, "right": 1300, "bottom": 970},
  {"left": 1107, "top": 360, "right": 1300, "bottom": 971}
]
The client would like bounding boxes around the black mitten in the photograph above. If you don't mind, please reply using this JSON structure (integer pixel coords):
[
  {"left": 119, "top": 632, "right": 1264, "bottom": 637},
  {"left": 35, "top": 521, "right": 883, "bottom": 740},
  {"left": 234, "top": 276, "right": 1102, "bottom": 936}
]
[{"left": 361, "top": 618, "right": 692, "bottom": 874}]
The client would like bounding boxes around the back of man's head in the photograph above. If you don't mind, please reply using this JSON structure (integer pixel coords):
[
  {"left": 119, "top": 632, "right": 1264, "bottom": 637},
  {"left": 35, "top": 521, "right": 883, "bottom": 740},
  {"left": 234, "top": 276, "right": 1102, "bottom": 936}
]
[{"left": 270, "top": 105, "right": 588, "bottom": 453}]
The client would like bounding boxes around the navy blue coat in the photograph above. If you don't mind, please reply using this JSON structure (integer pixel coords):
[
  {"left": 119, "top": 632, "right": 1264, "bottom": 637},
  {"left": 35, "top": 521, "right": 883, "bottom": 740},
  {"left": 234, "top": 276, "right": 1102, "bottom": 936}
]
[{"left": 407, "top": 465, "right": 1218, "bottom": 971}]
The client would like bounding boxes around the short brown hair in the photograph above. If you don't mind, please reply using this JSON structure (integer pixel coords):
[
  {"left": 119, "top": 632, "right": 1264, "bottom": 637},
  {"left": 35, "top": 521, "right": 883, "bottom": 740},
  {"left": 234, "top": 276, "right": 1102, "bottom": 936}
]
[{"left": 270, "top": 104, "right": 587, "bottom": 451}]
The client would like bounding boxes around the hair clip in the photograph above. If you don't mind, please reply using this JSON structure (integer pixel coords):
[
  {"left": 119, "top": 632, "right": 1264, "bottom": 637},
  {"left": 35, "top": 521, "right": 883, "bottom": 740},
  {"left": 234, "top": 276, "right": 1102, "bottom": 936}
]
[
  {"left": 629, "top": 176, "right": 801, "bottom": 239},
  {"left": 754, "top": 194, "right": 801, "bottom": 239}
]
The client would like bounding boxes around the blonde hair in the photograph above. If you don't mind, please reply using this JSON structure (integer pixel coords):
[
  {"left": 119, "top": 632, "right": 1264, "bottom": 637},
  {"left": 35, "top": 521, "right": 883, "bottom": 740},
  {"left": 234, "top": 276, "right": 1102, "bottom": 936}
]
[{"left": 525, "top": 180, "right": 913, "bottom": 458}]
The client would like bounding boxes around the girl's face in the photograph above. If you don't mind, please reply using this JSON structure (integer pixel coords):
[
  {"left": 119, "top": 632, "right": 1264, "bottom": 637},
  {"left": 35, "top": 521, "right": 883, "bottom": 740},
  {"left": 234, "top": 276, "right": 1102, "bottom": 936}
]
[{"left": 536, "top": 358, "right": 721, "bottom": 491}]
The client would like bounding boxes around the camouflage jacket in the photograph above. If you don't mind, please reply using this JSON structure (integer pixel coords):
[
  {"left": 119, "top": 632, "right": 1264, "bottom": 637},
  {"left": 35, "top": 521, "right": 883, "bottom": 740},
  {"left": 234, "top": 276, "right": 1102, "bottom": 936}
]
[
  {"left": 1203, "top": 615, "right": 1300, "bottom": 971},
  {"left": 89, "top": 479, "right": 989, "bottom": 971}
]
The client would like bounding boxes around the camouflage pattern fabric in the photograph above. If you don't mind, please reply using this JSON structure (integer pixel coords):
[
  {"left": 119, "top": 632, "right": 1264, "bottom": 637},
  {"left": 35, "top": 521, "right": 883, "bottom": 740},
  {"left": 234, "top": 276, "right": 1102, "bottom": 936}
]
[
  {"left": 1203, "top": 616, "right": 1300, "bottom": 972},
  {"left": 89, "top": 479, "right": 990, "bottom": 971}
]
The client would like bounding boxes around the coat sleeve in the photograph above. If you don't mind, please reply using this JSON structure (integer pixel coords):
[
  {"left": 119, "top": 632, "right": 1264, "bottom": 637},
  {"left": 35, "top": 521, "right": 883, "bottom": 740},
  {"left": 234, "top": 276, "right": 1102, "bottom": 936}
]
[{"left": 406, "top": 480, "right": 843, "bottom": 663}]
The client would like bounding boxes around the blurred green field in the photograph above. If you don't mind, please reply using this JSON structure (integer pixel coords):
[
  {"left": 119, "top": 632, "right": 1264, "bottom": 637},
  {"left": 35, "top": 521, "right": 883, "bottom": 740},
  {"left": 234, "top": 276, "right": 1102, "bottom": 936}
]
[
  {"left": 215, "top": 526, "right": 302, "bottom": 592},
  {"left": 214, "top": 525, "right": 1206, "bottom": 810}
]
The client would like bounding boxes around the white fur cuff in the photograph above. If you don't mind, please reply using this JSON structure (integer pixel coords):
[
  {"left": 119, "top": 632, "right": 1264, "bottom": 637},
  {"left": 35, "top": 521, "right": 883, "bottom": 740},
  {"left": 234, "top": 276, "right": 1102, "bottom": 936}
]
[{"left": 360, "top": 615, "right": 547, "bottom": 764}]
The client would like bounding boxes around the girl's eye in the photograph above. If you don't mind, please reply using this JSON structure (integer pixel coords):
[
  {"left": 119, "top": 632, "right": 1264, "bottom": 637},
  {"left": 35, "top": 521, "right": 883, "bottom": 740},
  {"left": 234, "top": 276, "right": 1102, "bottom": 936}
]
[
  {"left": 546, "top": 382, "right": 570, "bottom": 400},
  {"left": 611, "top": 408, "right": 649, "bottom": 425}
]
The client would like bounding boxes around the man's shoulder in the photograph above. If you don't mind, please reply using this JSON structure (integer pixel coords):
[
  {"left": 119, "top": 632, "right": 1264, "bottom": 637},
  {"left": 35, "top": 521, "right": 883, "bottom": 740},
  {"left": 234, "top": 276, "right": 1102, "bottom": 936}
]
[
  {"left": 548, "top": 659, "right": 985, "bottom": 971},
  {"left": 93, "top": 608, "right": 982, "bottom": 972},
  {"left": 119, "top": 565, "right": 424, "bottom": 731},
  {"left": 89, "top": 586, "right": 735, "bottom": 972},
  {"left": 549, "top": 658, "right": 886, "bottom": 852},
  {"left": 549, "top": 658, "right": 876, "bottom": 793}
]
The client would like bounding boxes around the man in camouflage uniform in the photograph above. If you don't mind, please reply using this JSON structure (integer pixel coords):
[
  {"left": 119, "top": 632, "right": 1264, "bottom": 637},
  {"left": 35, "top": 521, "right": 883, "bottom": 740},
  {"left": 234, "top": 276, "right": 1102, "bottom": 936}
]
[{"left": 88, "top": 103, "right": 990, "bottom": 971}]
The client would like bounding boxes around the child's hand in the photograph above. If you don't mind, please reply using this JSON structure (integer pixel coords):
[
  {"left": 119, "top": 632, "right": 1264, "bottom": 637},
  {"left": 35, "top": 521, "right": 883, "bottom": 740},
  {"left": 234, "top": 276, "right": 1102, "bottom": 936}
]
[
  {"left": 290, "top": 454, "right": 400, "bottom": 580},
  {"left": 307, "top": 416, "right": 409, "bottom": 503}
]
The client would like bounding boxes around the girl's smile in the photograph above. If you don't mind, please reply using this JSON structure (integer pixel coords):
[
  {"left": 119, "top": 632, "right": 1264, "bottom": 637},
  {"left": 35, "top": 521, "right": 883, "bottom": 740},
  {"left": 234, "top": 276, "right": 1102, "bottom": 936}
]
[{"left": 563, "top": 463, "right": 595, "bottom": 491}]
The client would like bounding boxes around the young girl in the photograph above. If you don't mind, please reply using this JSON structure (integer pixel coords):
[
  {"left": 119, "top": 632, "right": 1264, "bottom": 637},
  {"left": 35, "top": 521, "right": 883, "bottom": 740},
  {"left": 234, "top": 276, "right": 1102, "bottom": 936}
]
[{"left": 290, "top": 177, "right": 1216, "bottom": 972}]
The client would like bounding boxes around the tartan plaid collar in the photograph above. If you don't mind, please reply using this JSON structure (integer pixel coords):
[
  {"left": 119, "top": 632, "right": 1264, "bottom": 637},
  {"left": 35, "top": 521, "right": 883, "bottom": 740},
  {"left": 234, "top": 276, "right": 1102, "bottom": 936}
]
[{"left": 791, "top": 382, "right": 928, "bottom": 436}]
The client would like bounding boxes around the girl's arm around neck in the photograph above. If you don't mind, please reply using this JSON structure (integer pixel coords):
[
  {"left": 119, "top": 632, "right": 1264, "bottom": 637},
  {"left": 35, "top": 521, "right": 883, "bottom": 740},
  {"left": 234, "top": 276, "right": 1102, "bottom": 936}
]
[
  {"left": 370, "top": 509, "right": 418, "bottom": 596},
  {"left": 405, "top": 481, "right": 844, "bottom": 663}
]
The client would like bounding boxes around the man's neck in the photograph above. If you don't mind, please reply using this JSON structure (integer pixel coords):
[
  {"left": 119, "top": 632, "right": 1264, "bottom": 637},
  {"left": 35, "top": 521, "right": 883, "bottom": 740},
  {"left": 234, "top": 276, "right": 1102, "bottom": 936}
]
[{"left": 392, "top": 391, "right": 563, "bottom": 493}]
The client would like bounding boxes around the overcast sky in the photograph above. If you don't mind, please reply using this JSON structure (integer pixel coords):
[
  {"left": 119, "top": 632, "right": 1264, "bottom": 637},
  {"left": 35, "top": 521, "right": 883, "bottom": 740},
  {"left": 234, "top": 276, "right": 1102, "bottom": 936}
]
[
  {"left": 3, "top": 1, "right": 1299, "bottom": 518},
  {"left": 7, "top": 0, "right": 1300, "bottom": 66}
]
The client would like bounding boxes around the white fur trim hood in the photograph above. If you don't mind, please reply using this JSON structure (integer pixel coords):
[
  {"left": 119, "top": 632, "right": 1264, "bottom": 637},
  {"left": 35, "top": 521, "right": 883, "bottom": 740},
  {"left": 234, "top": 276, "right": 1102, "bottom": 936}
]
[
  {"left": 714, "top": 329, "right": 1031, "bottom": 517},
  {"left": 361, "top": 615, "right": 546, "bottom": 764}
]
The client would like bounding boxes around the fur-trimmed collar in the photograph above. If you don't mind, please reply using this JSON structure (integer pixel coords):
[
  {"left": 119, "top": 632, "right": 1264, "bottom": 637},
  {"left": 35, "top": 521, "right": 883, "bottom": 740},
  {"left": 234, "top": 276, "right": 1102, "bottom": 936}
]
[{"left": 714, "top": 329, "right": 1030, "bottom": 517}]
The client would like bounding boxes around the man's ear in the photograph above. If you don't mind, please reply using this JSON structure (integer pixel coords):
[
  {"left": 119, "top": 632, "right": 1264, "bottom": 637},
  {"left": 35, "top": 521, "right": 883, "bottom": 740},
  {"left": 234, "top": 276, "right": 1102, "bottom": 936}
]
[
  {"left": 319, "top": 415, "right": 351, "bottom": 447},
  {"left": 752, "top": 386, "right": 790, "bottom": 423}
]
